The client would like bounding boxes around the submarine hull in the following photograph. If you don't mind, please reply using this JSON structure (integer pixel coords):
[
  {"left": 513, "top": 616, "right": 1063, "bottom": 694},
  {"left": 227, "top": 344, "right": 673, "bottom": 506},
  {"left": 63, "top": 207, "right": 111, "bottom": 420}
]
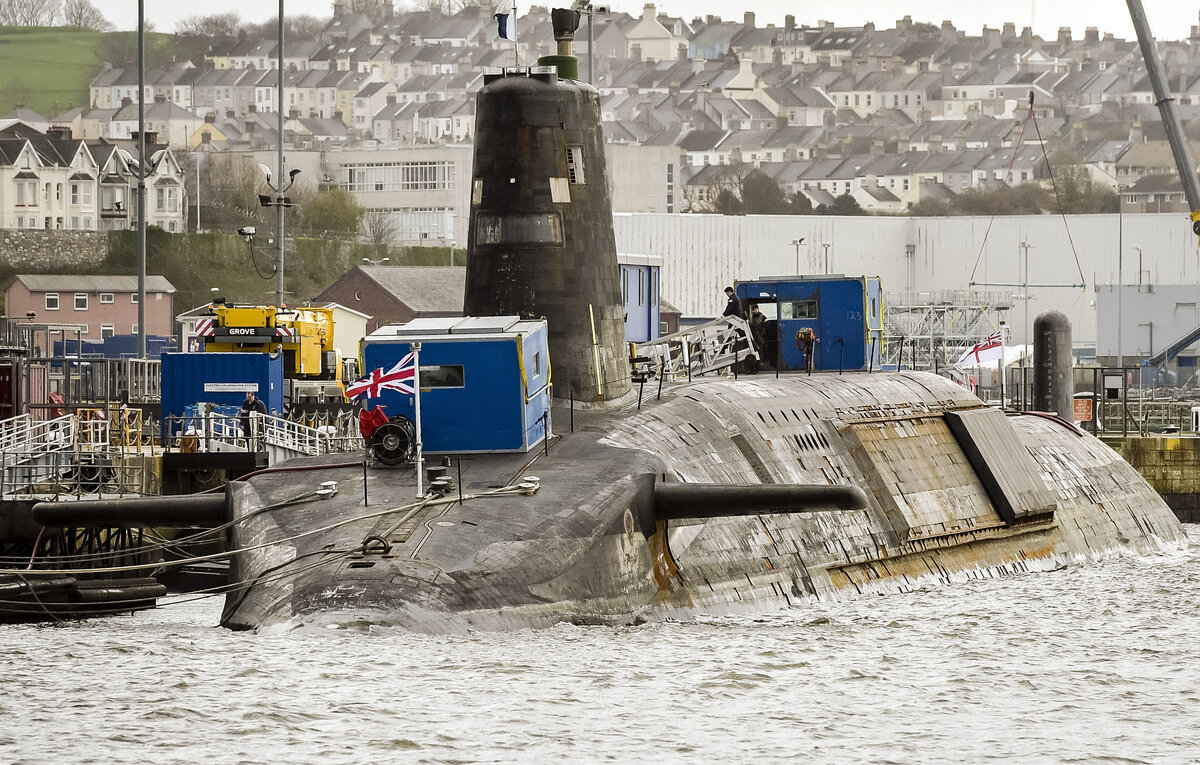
[{"left": 220, "top": 373, "right": 1184, "bottom": 633}]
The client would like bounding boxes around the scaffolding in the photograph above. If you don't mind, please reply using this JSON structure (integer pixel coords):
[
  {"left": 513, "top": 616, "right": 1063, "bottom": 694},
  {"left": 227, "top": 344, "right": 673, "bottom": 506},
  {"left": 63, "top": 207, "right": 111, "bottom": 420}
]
[{"left": 882, "top": 289, "right": 1014, "bottom": 371}]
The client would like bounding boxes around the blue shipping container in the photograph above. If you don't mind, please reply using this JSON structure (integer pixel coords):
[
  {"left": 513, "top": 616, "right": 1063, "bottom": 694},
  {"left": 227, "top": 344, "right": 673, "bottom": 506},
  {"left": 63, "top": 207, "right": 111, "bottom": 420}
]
[
  {"left": 360, "top": 317, "right": 551, "bottom": 453},
  {"left": 160, "top": 352, "right": 284, "bottom": 435}
]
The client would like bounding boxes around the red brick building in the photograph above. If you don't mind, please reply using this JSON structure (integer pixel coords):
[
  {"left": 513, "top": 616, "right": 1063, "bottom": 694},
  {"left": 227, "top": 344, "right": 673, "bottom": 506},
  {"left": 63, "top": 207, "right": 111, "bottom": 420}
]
[{"left": 4, "top": 274, "right": 176, "bottom": 339}]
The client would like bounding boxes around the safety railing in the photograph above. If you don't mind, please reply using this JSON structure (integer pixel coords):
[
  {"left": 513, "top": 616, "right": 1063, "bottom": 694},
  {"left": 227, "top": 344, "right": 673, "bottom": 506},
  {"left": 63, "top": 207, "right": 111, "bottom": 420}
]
[
  {"left": 631, "top": 316, "right": 758, "bottom": 382},
  {"left": 0, "top": 413, "right": 76, "bottom": 457}
]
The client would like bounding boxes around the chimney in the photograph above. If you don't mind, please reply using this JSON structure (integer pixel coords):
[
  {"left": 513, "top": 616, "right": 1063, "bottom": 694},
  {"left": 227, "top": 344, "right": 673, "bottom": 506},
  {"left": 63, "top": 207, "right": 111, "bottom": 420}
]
[
  {"left": 205, "top": 112, "right": 216, "bottom": 123},
  {"left": 334, "top": 110, "right": 344, "bottom": 123},
  {"left": 248, "top": 104, "right": 257, "bottom": 113},
  {"left": 245, "top": 120, "right": 255, "bottom": 134},
  {"left": 1020, "top": 26, "right": 1032, "bottom": 47},
  {"left": 641, "top": 4, "right": 655, "bottom": 22},
  {"left": 940, "top": 20, "right": 957, "bottom": 44},
  {"left": 785, "top": 15, "right": 795, "bottom": 31},
  {"left": 692, "top": 56, "right": 706, "bottom": 75},
  {"left": 288, "top": 107, "right": 300, "bottom": 119},
  {"left": 201, "top": 132, "right": 211, "bottom": 144},
  {"left": 121, "top": 96, "right": 132, "bottom": 107},
  {"left": 386, "top": 94, "right": 396, "bottom": 104},
  {"left": 46, "top": 126, "right": 72, "bottom": 141},
  {"left": 982, "top": 26, "right": 1001, "bottom": 49},
  {"left": 897, "top": 15, "right": 912, "bottom": 32},
  {"left": 705, "top": 15, "right": 715, "bottom": 25},
  {"left": 1084, "top": 27, "right": 1100, "bottom": 45},
  {"left": 1002, "top": 22, "right": 1015, "bottom": 41},
  {"left": 744, "top": 12, "right": 755, "bottom": 28},
  {"left": 226, "top": 108, "right": 235, "bottom": 118},
  {"left": 333, "top": 0, "right": 344, "bottom": 18},
  {"left": 692, "top": 17, "right": 703, "bottom": 28},
  {"left": 154, "top": 94, "right": 166, "bottom": 103},
  {"left": 1058, "top": 27, "right": 1072, "bottom": 45}
]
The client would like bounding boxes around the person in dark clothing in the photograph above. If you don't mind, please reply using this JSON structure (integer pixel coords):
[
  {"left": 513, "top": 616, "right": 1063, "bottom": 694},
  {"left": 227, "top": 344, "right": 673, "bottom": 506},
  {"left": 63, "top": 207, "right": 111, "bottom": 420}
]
[
  {"left": 722, "top": 286, "right": 742, "bottom": 318},
  {"left": 240, "top": 390, "right": 266, "bottom": 438}
]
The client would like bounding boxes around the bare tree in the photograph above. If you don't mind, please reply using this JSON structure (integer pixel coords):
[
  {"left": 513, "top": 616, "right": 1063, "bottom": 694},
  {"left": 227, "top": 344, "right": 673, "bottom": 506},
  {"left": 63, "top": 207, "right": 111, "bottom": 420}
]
[
  {"left": 0, "top": 0, "right": 61, "bottom": 26},
  {"left": 361, "top": 208, "right": 399, "bottom": 252},
  {"left": 174, "top": 12, "right": 242, "bottom": 38},
  {"left": 61, "top": 0, "right": 111, "bottom": 30}
]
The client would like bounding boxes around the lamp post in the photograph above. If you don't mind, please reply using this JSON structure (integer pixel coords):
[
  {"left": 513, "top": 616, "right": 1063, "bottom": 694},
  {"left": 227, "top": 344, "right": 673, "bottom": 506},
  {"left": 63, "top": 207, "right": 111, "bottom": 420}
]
[
  {"left": 136, "top": 0, "right": 146, "bottom": 358},
  {"left": 449, "top": 240, "right": 457, "bottom": 267},
  {"left": 821, "top": 241, "right": 831, "bottom": 275},
  {"left": 791, "top": 237, "right": 804, "bottom": 274}
]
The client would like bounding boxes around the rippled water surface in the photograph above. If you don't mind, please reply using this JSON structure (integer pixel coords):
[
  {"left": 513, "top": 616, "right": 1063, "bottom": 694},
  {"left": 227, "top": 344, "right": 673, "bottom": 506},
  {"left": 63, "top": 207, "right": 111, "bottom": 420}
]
[{"left": 3, "top": 527, "right": 1200, "bottom": 764}]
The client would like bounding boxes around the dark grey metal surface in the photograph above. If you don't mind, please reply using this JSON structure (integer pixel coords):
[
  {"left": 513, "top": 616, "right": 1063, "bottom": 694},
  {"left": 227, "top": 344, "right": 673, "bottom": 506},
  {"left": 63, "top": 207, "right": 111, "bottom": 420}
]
[
  {"left": 944, "top": 407, "right": 1057, "bottom": 524},
  {"left": 1033, "top": 310, "right": 1073, "bottom": 421}
]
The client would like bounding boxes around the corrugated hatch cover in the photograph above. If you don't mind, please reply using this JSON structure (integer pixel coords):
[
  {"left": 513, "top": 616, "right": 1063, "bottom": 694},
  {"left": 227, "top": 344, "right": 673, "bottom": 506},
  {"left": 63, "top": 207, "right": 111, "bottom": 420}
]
[{"left": 944, "top": 408, "right": 1057, "bottom": 525}]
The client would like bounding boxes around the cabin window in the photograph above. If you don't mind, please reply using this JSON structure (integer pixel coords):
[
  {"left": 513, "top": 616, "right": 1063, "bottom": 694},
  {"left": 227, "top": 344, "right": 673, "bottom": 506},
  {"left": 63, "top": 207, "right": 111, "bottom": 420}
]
[
  {"left": 419, "top": 364, "right": 465, "bottom": 389},
  {"left": 780, "top": 299, "right": 818, "bottom": 319},
  {"left": 566, "top": 146, "right": 585, "bottom": 184},
  {"left": 475, "top": 213, "right": 563, "bottom": 244},
  {"left": 638, "top": 270, "right": 645, "bottom": 306},
  {"left": 45, "top": 293, "right": 59, "bottom": 311},
  {"left": 532, "top": 352, "right": 541, "bottom": 378}
]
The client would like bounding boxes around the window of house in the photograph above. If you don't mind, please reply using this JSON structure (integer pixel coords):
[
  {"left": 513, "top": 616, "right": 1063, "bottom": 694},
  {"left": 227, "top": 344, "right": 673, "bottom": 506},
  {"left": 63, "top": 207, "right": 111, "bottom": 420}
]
[
  {"left": 83, "top": 217, "right": 91, "bottom": 228},
  {"left": 71, "top": 217, "right": 79, "bottom": 229},
  {"left": 74, "top": 293, "right": 88, "bottom": 310},
  {"left": 100, "top": 293, "right": 114, "bottom": 304},
  {"left": 101, "top": 324, "right": 115, "bottom": 338},
  {"left": 131, "top": 323, "right": 139, "bottom": 334},
  {"left": 71, "top": 184, "right": 79, "bottom": 205},
  {"left": 131, "top": 292, "right": 139, "bottom": 303},
  {"left": 45, "top": 293, "right": 59, "bottom": 311}
]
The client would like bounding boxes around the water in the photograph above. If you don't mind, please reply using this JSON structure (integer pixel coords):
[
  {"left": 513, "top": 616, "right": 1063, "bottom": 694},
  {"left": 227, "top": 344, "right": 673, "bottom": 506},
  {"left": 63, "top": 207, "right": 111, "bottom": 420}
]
[{"left": 4, "top": 528, "right": 1200, "bottom": 764}]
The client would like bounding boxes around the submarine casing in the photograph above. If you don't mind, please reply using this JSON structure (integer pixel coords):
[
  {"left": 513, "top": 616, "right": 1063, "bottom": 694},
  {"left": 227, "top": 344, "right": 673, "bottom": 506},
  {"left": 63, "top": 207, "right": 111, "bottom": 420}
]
[{"left": 465, "top": 68, "right": 630, "bottom": 403}]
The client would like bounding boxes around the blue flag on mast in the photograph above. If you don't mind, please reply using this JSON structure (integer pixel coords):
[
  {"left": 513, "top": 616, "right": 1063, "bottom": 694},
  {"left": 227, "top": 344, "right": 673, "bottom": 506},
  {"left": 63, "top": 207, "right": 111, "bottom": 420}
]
[{"left": 495, "top": 12, "right": 515, "bottom": 41}]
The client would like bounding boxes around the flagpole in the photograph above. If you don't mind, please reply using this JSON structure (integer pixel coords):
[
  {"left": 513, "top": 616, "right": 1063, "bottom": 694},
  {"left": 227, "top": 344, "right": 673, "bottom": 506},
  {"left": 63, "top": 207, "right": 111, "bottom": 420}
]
[
  {"left": 412, "top": 342, "right": 424, "bottom": 498},
  {"left": 513, "top": 2, "right": 519, "bottom": 67},
  {"left": 998, "top": 320, "right": 1007, "bottom": 408}
]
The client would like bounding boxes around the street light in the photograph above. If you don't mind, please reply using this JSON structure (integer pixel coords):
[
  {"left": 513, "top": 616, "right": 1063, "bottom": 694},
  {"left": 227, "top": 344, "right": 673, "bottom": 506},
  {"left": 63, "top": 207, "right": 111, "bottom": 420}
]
[
  {"left": 821, "top": 242, "right": 831, "bottom": 275},
  {"left": 448, "top": 240, "right": 457, "bottom": 267},
  {"left": 791, "top": 238, "right": 805, "bottom": 274},
  {"left": 259, "top": 165, "right": 300, "bottom": 307},
  {"left": 363, "top": 257, "right": 390, "bottom": 265}
]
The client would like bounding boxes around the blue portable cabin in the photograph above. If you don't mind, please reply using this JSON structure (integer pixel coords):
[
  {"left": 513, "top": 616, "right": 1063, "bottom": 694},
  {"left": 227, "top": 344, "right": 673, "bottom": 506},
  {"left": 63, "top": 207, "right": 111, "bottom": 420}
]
[
  {"left": 617, "top": 253, "right": 662, "bottom": 343},
  {"left": 360, "top": 316, "right": 551, "bottom": 454},
  {"left": 160, "top": 352, "right": 285, "bottom": 436},
  {"left": 736, "top": 275, "right": 883, "bottom": 372}
]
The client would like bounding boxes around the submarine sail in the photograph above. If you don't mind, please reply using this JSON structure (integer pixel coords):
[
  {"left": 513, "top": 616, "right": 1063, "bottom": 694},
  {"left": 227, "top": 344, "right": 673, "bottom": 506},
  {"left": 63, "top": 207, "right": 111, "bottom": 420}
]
[{"left": 464, "top": 9, "right": 629, "bottom": 404}]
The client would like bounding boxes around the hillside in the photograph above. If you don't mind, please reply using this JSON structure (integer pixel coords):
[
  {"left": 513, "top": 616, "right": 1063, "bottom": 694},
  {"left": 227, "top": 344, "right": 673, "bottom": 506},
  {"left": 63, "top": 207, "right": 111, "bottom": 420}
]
[{"left": 0, "top": 26, "right": 179, "bottom": 117}]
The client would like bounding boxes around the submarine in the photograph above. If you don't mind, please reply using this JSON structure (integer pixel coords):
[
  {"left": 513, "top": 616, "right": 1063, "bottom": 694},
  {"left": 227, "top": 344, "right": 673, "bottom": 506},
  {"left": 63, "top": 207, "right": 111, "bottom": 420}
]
[{"left": 41, "top": 10, "right": 1186, "bottom": 632}]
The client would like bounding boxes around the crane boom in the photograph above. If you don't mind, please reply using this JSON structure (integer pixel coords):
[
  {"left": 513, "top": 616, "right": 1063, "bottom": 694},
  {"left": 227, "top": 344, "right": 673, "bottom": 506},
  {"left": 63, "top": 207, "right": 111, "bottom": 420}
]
[{"left": 1127, "top": 0, "right": 1200, "bottom": 237}]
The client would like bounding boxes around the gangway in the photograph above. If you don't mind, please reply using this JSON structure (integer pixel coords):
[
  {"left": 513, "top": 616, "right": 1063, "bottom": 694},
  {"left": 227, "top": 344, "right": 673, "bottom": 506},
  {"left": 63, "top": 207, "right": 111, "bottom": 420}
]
[
  {"left": 1146, "top": 324, "right": 1200, "bottom": 370},
  {"left": 164, "top": 409, "right": 361, "bottom": 463},
  {"left": 631, "top": 316, "right": 758, "bottom": 382}
]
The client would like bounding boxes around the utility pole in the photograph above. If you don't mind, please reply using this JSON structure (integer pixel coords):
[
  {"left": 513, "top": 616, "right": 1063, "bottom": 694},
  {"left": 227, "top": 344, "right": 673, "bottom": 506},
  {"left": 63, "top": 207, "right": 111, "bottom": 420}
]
[
  {"left": 136, "top": 0, "right": 146, "bottom": 359},
  {"left": 791, "top": 238, "right": 804, "bottom": 274},
  {"left": 276, "top": 0, "right": 285, "bottom": 307}
]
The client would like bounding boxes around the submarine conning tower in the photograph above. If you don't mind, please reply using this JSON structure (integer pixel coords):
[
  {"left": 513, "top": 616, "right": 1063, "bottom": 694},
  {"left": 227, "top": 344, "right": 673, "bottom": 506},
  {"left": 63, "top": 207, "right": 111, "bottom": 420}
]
[{"left": 465, "top": 8, "right": 631, "bottom": 404}]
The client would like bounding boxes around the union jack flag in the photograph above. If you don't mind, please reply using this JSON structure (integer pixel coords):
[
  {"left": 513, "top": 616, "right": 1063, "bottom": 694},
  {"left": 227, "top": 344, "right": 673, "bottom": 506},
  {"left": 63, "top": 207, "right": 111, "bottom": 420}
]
[
  {"left": 955, "top": 330, "right": 1004, "bottom": 367},
  {"left": 346, "top": 353, "right": 416, "bottom": 400}
]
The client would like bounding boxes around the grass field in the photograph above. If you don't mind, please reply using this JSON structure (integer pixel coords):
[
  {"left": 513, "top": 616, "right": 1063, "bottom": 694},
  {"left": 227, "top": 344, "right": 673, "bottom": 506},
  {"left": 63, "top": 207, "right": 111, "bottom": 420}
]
[{"left": 0, "top": 26, "right": 103, "bottom": 117}]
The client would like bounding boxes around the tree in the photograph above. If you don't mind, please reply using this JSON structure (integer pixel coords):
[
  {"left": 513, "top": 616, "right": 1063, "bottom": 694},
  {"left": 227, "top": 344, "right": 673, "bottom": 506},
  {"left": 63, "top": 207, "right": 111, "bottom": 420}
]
[
  {"left": 740, "top": 172, "right": 789, "bottom": 214},
  {"left": 174, "top": 12, "right": 242, "bottom": 38},
  {"left": 294, "top": 189, "right": 364, "bottom": 236},
  {"left": 815, "top": 193, "right": 866, "bottom": 216},
  {"left": 61, "top": 0, "right": 111, "bottom": 30},
  {"left": 0, "top": 0, "right": 60, "bottom": 25},
  {"left": 713, "top": 189, "right": 742, "bottom": 215},
  {"left": 788, "top": 192, "right": 813, "bottom": 215},
  {"left": 361, "top": 208, "right": 399, "bottom": 251},
  {"left": 1046, "top": 163, "right": 1118, "bottom": 214},
  {"left": 908, "top": 197, "right": 953, "bottom": 216}
]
